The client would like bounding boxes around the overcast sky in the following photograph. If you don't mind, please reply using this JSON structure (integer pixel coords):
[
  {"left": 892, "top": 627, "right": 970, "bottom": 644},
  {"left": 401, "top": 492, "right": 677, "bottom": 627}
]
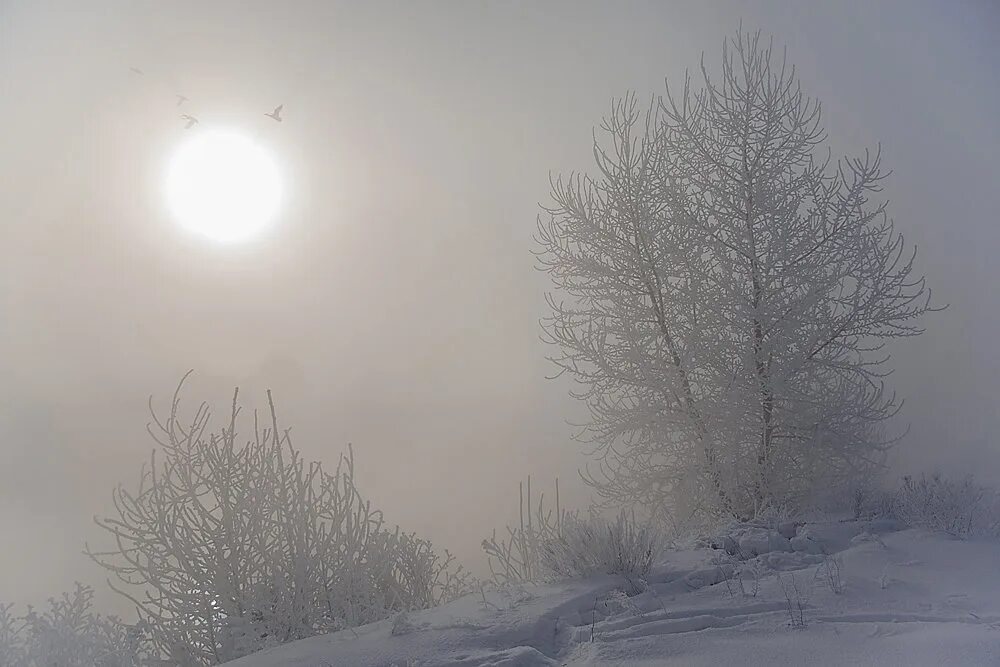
[{"left": 1, "top": 0, "right": 998, "bottom": 610}]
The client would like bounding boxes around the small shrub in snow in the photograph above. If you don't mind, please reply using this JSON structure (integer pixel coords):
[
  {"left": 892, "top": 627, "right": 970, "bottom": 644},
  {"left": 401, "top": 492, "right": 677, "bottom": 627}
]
[
  {"left": 0, "top": 603, "right": 26, "bottom": 666},
  {"left": 846, "top": 481, "right": 898, "bottom": 521},
  {"left": 87, "top": 376, "right": 470, "bottom": 665},
  {"left": 852, "top": 486, "right": 870, "bottom": 520},
  {"left": 481, "top": 477, "right": 563, "bottom": 585},
  {"left": 538, "top": 511, "right": 657, "bottom": 587},
  {"left": 717, "top": 556, "right": 761, "bottom": 600},
  {"left": 776, "top": 572, "right": 808, "bottom": 629},
  {"left": 483, "top": 481, "right": 658, "bottom": 589},
  {"left": 893, "top": 473, "right": 997, "bottom": 539},
  {"left": 816, "top": 555, "right": 845, "bottom": 595},
  {"left": 0, "top": 584, "right": 150, "bottom": 667}
]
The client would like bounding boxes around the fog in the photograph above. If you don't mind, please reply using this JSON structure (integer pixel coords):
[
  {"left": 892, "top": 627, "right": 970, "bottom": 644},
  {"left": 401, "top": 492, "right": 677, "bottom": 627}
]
[{"left": 1, "top": 0, "right": 998, "bottom": 613}]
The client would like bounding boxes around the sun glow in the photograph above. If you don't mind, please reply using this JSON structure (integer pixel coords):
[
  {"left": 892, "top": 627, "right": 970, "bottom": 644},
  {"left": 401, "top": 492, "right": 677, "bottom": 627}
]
[{"left": 165, "top": 130, "right": 282, "bottom": 243}]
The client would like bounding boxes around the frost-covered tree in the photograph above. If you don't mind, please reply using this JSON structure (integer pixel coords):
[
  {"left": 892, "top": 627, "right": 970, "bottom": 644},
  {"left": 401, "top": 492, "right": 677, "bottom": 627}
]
[
  {"left": 0, "top": 584, "right": 149, "bottom": 667},
  {"left": 536, "top": 30, "right": 936, "bottom": 519},
  {"left": 87, "top": 375, "right": 470, "bottom": 664},
  {"left": 0, "top": 604, "right": 25, "bottom": 666}
]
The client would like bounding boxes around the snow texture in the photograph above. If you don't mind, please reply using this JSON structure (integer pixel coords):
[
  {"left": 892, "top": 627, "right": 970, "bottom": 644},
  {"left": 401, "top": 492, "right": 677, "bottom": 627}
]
[{"left": 233, "top": 520, "right": 1000, "bottom": 666}]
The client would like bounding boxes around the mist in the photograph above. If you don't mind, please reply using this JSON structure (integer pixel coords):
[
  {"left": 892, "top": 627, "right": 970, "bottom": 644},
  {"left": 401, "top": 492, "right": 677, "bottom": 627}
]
[{"left": 2, "top": 0, "right": 999, "bottom": 645}]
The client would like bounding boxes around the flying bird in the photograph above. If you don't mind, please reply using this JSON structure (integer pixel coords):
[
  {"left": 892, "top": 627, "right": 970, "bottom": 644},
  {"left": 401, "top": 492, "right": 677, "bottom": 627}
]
[
  {"left": 265, "top": 104, "right": 284, "bottom": 122},
  {"left": 180, "top": 114, "right": 199, "bottom": 130},
  {"left": 129, "top": 67, "right": 144, "bottom": 76},
  {"left": 176, "top": 95, "right": 189, "bottom": 107}
]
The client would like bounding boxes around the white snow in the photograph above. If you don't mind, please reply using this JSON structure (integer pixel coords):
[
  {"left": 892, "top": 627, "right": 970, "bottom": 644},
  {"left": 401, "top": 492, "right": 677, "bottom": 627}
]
[{"left": 233, "top": 520, "right": 1000, "bottom": 666}]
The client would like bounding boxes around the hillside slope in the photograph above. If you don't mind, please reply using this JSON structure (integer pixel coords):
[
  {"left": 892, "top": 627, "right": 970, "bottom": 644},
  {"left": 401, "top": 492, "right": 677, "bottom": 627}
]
[{"left": 234, "top": 521, "right": 1000, "bottom": 666}]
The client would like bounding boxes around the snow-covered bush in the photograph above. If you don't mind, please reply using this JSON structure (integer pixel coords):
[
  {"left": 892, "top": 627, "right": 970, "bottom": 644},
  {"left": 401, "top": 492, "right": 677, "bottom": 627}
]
[
  {"left": 481, "top": 477, "right": 563, "bottom": 585},
  {"left": 0, "top": 584, "right": 149, "bottom": 667},
  {"left": 87, "top": 376, "right": 470, "bottom": 665},
  {"left": 716, "top": 552, "right": 761, "bottom": 600},
  {"left": 0, "top": 603, "right": 26, "bottom": 666},
  {"left": 816, "top": 555, "right": 845, "bottom": 595},
  {"left": 538, "top": 512, "right": 657, "bottom": 584},
  {"left": 893, "top": 473, "right": 998, "bottom": 539},
  {"left": 482, "top": 479, "right": 657, "bottom": 587},
  {"left": 777, "top": 572, "right": 808, "bottom": 629}
]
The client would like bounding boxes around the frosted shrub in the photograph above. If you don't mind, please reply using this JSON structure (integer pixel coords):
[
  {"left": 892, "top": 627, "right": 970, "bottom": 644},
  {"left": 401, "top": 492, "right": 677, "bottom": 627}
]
[
  {"left": 0, "top": 603, "right": 27, "bottom": 666},
  {"left": 717, "top": 554, "right": 761, "bottom": 600},
  {"left": 0, "top": 584, "right": 149, "bottom": 667},
  {"left": 893, "top": 474, "right": 998, "bottom": 539},
  {"left": 481, "top": 477, "right": 563, "bottom": 585},
  {"left": 538, "top": 511, "right": 657, "bottom": 585},
  {"left": 483, "top": 479, "right": 658, "bottom": 587},
  {"left": 817, "top": 555, "right": 845, "bottom": 595},
  {"left": 777, "top": 572, "right": 808, "bottom": 629},
  {"left": 87, "top": 376, "right": 470, "bottom": 665}
]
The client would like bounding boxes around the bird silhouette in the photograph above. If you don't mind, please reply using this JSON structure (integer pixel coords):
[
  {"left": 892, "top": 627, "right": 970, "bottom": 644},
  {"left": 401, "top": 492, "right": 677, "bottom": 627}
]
[
  {"left": 180, "top": 114, "right": 199, "bottom": 130},
  {"left": 265, "top": 104, "right": 284, "bottom": 122},
  {"left": 176, "top": 95, "right": 189, "bottom": 107},
  {"left": 129, "top": 67, "right": 144, "bottom": 76}
]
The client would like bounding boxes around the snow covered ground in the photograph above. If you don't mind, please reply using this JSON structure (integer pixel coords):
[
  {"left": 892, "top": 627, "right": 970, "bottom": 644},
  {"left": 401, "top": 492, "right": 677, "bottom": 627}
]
[{"left": 234, "top": 520, "right": 1000, "bottom": 666}]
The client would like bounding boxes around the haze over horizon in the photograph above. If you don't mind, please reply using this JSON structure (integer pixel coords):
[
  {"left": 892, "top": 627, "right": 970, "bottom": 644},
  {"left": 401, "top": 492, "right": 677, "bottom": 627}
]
[{"left": 2, "top": 0, "right": 998, "bottom": 612}]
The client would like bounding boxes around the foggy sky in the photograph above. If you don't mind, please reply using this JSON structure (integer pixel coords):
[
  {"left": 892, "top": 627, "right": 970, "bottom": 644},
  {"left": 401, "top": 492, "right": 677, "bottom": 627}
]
[{"left": 2, "top": 0, "right": 998, "bottom": 610}]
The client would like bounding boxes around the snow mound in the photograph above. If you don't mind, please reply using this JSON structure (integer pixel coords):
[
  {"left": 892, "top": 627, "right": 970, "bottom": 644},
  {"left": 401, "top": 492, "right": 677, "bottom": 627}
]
[{"left": 233, "top": 520, "right": 1000, "bottom": 666}]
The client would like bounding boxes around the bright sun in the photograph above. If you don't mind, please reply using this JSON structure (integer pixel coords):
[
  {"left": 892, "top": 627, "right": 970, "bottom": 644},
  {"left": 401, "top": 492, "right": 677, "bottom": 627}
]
[{"left": 165, "top": 130, "right": 282, "bottom": 243}]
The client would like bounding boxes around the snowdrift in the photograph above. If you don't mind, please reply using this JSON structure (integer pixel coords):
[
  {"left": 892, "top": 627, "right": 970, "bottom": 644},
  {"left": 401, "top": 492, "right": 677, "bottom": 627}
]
[{"left": 234, "top": 520, "right": 1000, "bottom": 666}]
